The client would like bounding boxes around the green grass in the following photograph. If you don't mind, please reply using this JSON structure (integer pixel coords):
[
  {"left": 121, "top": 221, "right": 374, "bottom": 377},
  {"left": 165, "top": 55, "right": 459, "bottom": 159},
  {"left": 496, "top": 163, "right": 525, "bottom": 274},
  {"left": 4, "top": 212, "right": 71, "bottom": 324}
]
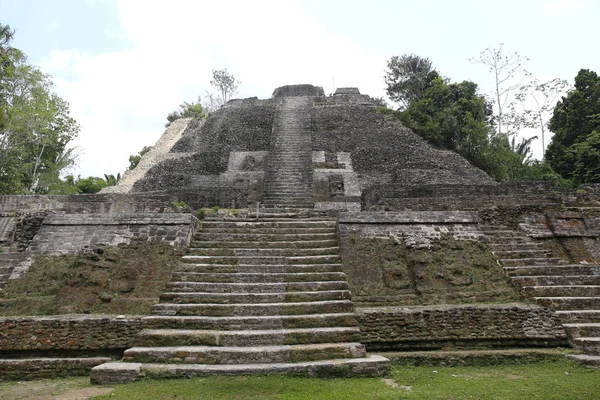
[
  {"left": 1, "top": 360, "right": 597, "bottom": 400},
  {"left": 85, "top": 359, "right": 600, "bottom": 400}
]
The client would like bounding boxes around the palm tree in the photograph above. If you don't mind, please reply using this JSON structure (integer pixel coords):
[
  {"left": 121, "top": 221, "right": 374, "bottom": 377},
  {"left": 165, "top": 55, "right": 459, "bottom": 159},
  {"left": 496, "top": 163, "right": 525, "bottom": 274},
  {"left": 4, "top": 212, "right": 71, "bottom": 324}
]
[{"left": 511, "top": 135, "right": 538, "bottom": 165}]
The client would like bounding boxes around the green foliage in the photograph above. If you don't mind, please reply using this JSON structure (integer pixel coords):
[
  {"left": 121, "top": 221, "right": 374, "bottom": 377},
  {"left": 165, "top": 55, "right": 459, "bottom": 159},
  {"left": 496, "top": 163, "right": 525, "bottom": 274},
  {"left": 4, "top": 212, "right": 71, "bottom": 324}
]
[
  {"left": 0, "top": 25, "right": 79, "bottom": 195},
  {"left": 74, "top": 176, "right": 108, "bottom": 193},
  {"left": 195, "top": 208, "right": 205, "bottom": 220},
  {"left": 172, "top": 200, "right": 188, "bottom": 209},
  {"left": 127, "top": 145, "right": 152, "bottom": 171},
  {"left": 384, "top": 54, "right": 438, "bottom": 109},
  {"left": 547, "top": 69, "right": 600, "bottom": 183},
  {"left": 166, "top": 97, "right": 206, "bottom": 126},
  {"left": 391, "top": 73, "right": 571, "bottom": 186}
]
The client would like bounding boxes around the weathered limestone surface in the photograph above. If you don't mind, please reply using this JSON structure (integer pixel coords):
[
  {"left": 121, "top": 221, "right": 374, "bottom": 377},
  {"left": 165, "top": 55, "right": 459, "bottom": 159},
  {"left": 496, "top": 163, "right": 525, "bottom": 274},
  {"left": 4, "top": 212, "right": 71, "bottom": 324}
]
[
  {"left": 0, "top": 315, "right": 142, "bottom": 351},
  {"left": 102, "top": 118, "right": 195, "bottom": 194},
  {"left": 357, "top": 304, "right": 567, "bottom": 350},
  {"left": 0, "top": 357, "right": 111, "bottom": 380},
  {"left": 25, "top": 214, "right": 198, "bottom": 255}
]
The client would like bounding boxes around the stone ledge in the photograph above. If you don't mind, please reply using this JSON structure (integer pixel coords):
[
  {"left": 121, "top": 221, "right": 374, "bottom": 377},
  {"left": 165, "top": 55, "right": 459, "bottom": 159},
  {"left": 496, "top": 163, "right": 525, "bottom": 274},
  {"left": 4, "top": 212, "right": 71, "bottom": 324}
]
[
  {"left": 0, "top": 357, "right": 111, "bottom": 380},
  {"left": 356, "top": 303, "right": 567, "bottom": 350},
  {"left": 339, "top": 211, "right": 478, "bottom": 224},
  {"left": 43, "top": 213, "right": 197, "bottom": 226},
  {"left": 91, "top": 355, "right": 390, "bottom": 384},
  {"left": 377, "top": 348, "right": 565, "bottom": 366}
]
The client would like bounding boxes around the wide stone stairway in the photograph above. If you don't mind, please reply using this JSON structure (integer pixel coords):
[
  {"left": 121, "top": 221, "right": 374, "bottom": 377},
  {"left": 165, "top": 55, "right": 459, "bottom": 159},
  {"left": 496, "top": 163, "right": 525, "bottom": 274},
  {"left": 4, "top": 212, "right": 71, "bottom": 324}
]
[
  {"left": 482, "top": 224, "right": 600, "bottom": 367},
  {"left": 262, "top": 97, "right": 314, "bottom": 209},
  {"left": 91, "top": 216, "right": 389, "bottom": 383}
]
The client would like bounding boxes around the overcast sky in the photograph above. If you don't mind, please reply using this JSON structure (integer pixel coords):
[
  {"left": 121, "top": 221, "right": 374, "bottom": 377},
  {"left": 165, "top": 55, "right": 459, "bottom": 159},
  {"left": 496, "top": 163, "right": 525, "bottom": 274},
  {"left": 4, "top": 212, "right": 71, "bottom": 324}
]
[{"left": 1, "top": 0, "right": 598, "bottom": 178}]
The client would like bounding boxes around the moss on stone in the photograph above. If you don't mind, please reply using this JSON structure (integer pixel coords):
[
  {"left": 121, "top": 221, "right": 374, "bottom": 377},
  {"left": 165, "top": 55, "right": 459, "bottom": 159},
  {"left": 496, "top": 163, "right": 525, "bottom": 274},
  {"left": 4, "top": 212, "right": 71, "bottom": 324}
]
[
  {"left": 0, "top": 240, "right": 179, "bottom": 316},
  {"left": 341, "top": 235, "right": 525, "bottom": 306}
]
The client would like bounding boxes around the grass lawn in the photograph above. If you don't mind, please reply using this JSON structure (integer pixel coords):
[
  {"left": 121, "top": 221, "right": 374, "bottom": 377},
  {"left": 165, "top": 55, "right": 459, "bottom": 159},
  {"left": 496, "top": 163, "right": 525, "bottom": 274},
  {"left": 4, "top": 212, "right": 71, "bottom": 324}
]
[{"left": 0, "top": 359, "right": 598, "bottom": 400}]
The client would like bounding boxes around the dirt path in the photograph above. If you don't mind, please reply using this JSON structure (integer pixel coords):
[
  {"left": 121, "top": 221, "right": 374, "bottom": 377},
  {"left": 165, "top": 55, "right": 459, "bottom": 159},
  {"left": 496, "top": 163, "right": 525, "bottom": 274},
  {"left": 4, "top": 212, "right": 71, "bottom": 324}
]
[{"left": 0, "top": 378, "right": 114, "bottom": 400}]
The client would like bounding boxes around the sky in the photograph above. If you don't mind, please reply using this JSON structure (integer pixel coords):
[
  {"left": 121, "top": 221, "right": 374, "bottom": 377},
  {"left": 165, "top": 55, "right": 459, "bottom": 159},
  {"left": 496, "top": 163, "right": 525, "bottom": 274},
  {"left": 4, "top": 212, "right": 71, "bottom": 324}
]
[{"left": 1, "top": 0, "right": 598, "bottom": 178}]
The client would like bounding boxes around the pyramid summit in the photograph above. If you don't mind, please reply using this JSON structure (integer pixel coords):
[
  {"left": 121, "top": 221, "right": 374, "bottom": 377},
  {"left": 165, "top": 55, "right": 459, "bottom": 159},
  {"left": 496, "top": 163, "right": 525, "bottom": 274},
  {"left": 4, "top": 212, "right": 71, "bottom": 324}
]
[{"left": 102, "top": 83, "right": 493, "bottom": 211}]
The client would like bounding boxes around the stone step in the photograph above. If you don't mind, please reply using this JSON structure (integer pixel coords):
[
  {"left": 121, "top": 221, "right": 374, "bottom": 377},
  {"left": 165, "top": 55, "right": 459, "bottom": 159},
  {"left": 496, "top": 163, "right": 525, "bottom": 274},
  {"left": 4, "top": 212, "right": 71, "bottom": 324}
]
[
  {"left": 0, "top": 357, "right": 112, "bottom": 381},
  {"left": 189, "top": 240, "right": 339, "bottom": 249},
  {"left": 194, "top": 232, "right": 337, "bottom": 241},
  {"left": 555, "top": 310, "right": 600, "bottom": 323},
  {"left": 562, "top": 323, "right": 600, "bottom": 338},
  {"left": 493, "top": 249, "right": 551, "bottom": 259},
  {"left": 185, "top": 247, "right": 340, "bottom": 257},
  {"left": 261, "top": 204, "right": 315, "bottom": 209},
  {"left": 533, "top": 297, "right": 600, "bottom": 310},
  {"left": 511, "top": 275, "right": 600, "bottom": 287},
  {"left": 166, "top": 281, "right": 348, "bottom": 293},
  {"left": 503, "top": 264, "right": 600, "bottom": 277},
  {"left": 522, "top": 285, "right": 600, "bottom": 297},
  {"left": 573, "top": 337, "right": 600, "bottom": 355},
  {"left": 487, "top": 243, "right": 544, "bottom": 251},
  {"left": 500, "top": 258, "right": 564, "bottom": 267},
  {"left": 180, "top": 255, "right": 341, "bottom": 265},
  {"left": 565, "top": 354, "right": 600, "bottom": 368},
  {"left": 171, "top": 271, "right": 346, "bottom": 283},
  {"left": 90, "top": 355, "right": 391, "bottom": 384},
  {"left": 377, "top": 348, "right": 564, "bottom": 366},
  {"left": 261, "top": 201, "right": 315, "bottom": 207},
  {"left": 122, "top": 343, "right": 366, "bottom": 364},
  {"left": 200, "top": 221, "right": 335, "bottom": 229},
  {"left": 159, "top": 290, "right": 351, "bottom": 304},
  {"left": 261, "top": 206, "right": 316, "bottom": 211},
  {"left": 263, "top": 185, "right": 313, "bottom": 191},
  {"left": 175, "top": 263, "right": 343, "bottom": 274},
  {"left": 142, "top": 313, "right": 359, "bottom": 331},
  {"left": 134, "top": 327, "right": 362, "bottom": 347},
  {"left": 151, "top": 300, "right": 354, "bottom": 316}
]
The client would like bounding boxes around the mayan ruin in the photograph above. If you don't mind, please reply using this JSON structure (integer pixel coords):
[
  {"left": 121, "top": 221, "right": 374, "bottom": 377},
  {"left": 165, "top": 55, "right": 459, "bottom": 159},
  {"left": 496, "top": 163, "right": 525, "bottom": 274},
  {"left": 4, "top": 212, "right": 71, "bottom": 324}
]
[{"left": 0, "top": 84, "right": 598, "bottom": 386}]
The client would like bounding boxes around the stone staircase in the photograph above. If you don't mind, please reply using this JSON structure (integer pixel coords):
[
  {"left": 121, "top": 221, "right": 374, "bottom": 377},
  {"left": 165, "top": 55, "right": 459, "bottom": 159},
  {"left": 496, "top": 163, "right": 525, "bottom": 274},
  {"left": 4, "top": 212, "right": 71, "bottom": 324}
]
[
  {"left": 0, "top": 245, "right": 26, "bottom": 289},
  {"left": 481, "top": 224, "right": 600, "bottom": 368},
  {"left": 91, "top": 216, "right": 389, "bottom": 383},
  {"left": 262, "top": 97, "right": 314, "bottom": 209}
]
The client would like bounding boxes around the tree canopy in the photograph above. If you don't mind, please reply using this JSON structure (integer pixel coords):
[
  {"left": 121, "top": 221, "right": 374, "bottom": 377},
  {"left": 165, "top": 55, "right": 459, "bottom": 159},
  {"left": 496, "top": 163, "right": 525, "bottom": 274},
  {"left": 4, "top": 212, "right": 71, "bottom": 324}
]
[
  {"left": 1, "top": 23, "right": 80, "bottom": 195},
  {"left": 546, "top": 69, "right": 600, "bottom": 184},
  {"left": 210, "top": 68, "right": 240, "bottom": 105},
  {"left": 383, "top": 54, "right": 569, "bottom": 186},
  {"left": 384, "top": 54, "right": 438, "bottom": 110}
]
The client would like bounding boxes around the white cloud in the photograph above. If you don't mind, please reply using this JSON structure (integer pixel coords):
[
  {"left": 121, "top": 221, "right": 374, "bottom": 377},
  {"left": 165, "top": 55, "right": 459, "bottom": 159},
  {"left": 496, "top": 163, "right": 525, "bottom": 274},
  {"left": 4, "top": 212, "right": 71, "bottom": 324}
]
[
  {"left": 544, "top": 0, "right": 585, "bottom": 14},
  {"left": 41, "top": 0, "right": 387, "bottom": 178}
]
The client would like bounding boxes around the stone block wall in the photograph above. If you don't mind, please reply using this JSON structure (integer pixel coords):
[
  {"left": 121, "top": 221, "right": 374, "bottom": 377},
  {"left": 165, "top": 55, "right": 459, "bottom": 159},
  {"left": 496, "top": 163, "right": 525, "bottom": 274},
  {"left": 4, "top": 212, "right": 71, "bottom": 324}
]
[
  {"left": 25, "top": 214, "right": 198, "bottom": 255},
  {"left": 357, "top": 304, "right": 567, "bottom": 350},
  {"left": 362, "top": 183, "right": 600, "bottom": 212},
  {"left": 0, "top": 315, "right": 142, "bottom": 351},
  {"left": 339, "top": 211, "right": 483, "bottom": 249}
]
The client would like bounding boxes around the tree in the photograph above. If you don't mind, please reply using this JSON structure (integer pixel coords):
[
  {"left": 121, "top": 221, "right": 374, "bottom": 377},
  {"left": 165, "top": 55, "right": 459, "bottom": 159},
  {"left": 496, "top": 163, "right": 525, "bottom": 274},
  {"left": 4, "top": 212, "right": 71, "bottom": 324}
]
[
  {"left": 398, "top": 77, "right": 493, "bottom": 163},
  {"left": 546, "top": 69, "right": 600, "bottom": 183},
  {"left": 469, "top": 44, "right": 530, "bottom": 135},
  {"left": 103, "top": 173, "right": 121, "bottom": 186},
  {"left": 511, "top": 135, "right": 538, "bottom": 166},
  {"left": 384, "top": 54, "right": 437, "bottom": 109},
  {"left": 1, "top": 23, "right": 24, "bottom": 134},
  {"left": 515, "top": 78, "right": 570, "bottom": 158},
  {"left": 127, "top": 146, "right": 152, "bottom": 171},
  {"left": 166, "top": 97, "right": 206, "bottom": 126},
  {"left": 210, "top": 69, "right": 240, "bottom": 104},
  {"left": 1, "top": 60, "right": 80, "bottom": 194},
  {"left": 75, "top": 176, "right": 108, "bottom": 193}
]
